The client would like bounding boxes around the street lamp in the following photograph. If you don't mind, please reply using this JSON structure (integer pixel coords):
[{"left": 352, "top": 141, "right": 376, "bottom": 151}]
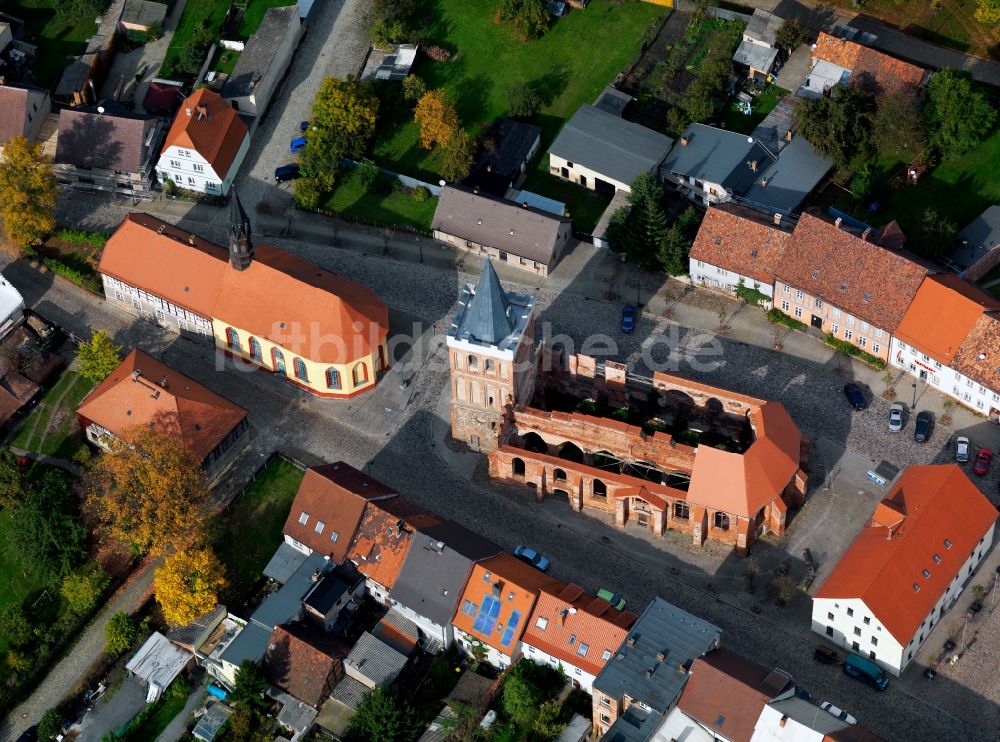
[{"left": 912, "top": 382, "right": 917, "bottom": 408}]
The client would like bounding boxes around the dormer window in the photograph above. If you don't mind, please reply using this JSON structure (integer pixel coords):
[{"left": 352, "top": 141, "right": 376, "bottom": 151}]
[{"left": 922, "top": 569, "right": 930, "bottom": 577}]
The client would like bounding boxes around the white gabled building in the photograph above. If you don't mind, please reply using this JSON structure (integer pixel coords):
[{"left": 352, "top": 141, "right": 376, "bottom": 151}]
[
  {"left": 156, "top": 88, "right": 250, "bottom": 196},
  {"left": 811, "top": 465, "right": 997, "bottom": 677}
]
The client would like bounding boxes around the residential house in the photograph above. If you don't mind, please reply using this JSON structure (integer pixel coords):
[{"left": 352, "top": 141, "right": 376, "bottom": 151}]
[
  {"left": 156, "top": 88, "right": 251, "bottom": 196},
  {"left": 800, "top": 32, "right": 927, "bottom": 98},
  {"left": 98, "top": 198, "right": 390, "bottom": 398},
  {"left": 452, "top": 553, "right": 561, "bottom": 670},
  {"left": 53, "top": 0, "right": 120, "bottom": 106},
  {"left": 811, "top": 465, "right": 997, "bottom": 676},
  {"left": 302, "top": 562, "right": 366, "bottom": 632},
  {"left": 371, "top": 610, "right": 422, "bottom": 656},
  {"left": 345, "top": 496, "right": 442, "bottom": 604},
  {"left": 0, "top": 79, "right": 51, "bottom": 149},
  {"left": 591, "top": 597, "right": 722, "bottom": 739},
  {"left": 0, "top": 22, "right": 11, "bottom": 54},
  {"left": 343, "top": 631, "right": 409, "bottom": 689},
  {"left": 76, "top": 349, "right": 249, "bottom": 481},
  {"left": 661, "top": 124, "right": 830, "bottom": 215},
  {"left": 890, "top": 274, "right": 1000, "bottom": 421},
  {"left": 688, "top": 204, "right": 793, "bottom": 304},
  {"left": 0, "top": 272, "right": 25, "bottom": 339},
  {"left": 54, "top": 103, "right": 164, "bottom": 200},
  {"left": 751, "top": 695, "right": 884, "bottom": 741},
  {"left": 262, "top": 622, "right": 347, "bottom": 709},
  {"left": 125, "top": 632, "right": 194, "bottom": 703},
  {"left": 222, "top": 6, "right": 303, "bottom": 118},
  {"left": 388, "top": 520, "right": 502, "bottom": 653},
  {"left": 359, "top": 43, "right": 418, "bottom": 81},
  {"left": 773, "top": 213, "right": 929, "bottom": 362},
  {"left": 283, "top": 462, "right": 399, "bottom": 561},
  {"left": 432, "top": 185, "right": 572, "bottom": 276},
  {"left": 952, "top": 204, "right": 1000, "bottom": 277},
  {"left": 655, "top": 649, "right": 794, "bottom": 742},
  {"left": 463, "top": 118, "right": 541, "bottom": 197},
  {"left": 547, "top": 103, "right": 673, "bottom": 194},
  {"left": 520, "top": 583, "right": 636, "bottom": 692},
  {"left": 733, "top": 9, "right": 782, "bottom": 79}
]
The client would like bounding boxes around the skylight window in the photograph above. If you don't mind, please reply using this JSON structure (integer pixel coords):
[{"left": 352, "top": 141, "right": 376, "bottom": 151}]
[
  {"left": 578, "top": 643, "right": 589, "bottom": 657},
  {"left": 314, "top": 520, "right": 325, "bottom": 535},
  {"left": 535, "top": 617, "right": 548, "bottom": 631},
  {"left": 602, "top": 649, "right": 612, "bottom": 661},
  {"left": 569, "top": 635, "right": 576, "bottom": 645},
  {"left": 944, "top": 539, "right": 952, "bottom": 549},
  {"left": 932, "top": 554, "right": 941, "bottom": 563},
  {"left": 298, "top": 511, "right": 309, "bottom": 525},
  {"left": 912, "top": 583, "right": 920, "bottom": 592},
  {"left": 922, "top": 569, "right": 930, "bottom": 578}
]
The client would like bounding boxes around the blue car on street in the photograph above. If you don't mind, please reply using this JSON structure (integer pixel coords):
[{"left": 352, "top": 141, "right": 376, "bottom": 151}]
[
  {"left": 513, "top": 545, "right": 550, "bottom": 572},
  {"left": 621, "top": 305, "right": 636, "bottom": 334}
]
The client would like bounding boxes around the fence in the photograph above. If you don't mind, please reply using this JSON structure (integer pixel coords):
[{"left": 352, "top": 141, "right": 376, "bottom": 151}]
[
  {"left": 342, "top": 157, "right": 444, "bottom": 196},
  {"left": 221, "top": 451, "right": 307, "bottom": 514}
]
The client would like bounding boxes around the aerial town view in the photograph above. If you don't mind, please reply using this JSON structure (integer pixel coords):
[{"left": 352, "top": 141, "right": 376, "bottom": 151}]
[{"left": 1, "top": 1, "right": 999, "bottom": 741}]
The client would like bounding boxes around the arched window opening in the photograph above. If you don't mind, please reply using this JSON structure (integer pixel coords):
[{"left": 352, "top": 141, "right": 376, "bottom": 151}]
[
  {"left": 553, "top": 468, "right": 567, "bottom": 482},
  {"left": 272, "top": 348, "right": 286, "bottom": 375},
  {"left": 249, "top": 337, "right": 262, "bottom": 361},
  {"left": 593, "top": 479, "right": 607, "bottom": 498},
  {"left": 326, "top": 368, "right": 342, "bottom": 389},
  {"left": 714, "top": 512, "right": 730, "bottom": 531},
  {"left": 353, "top": 362, "right": 369, "bottom": 385},
  {"left": 226, "top": 327, "right": 239, "bottom": 350},
  {"left": 512, "top": 458, "right": 526, "bottom": 477}
]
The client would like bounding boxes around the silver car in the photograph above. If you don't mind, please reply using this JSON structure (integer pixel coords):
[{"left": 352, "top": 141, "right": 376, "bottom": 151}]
[
  {"left": 820, "top": 702, "right": 857, "bottom": 725},
  {"left": 888, "top": 402, "right": 904, "bottom": 432},
  {"left": 955, "top": 436, "right": 970, "bottom": 463}
]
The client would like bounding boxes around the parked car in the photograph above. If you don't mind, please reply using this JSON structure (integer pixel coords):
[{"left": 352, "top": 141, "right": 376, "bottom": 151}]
[
  {"left": 813, "top": 645, "right": 840, "bottom": 665},
  {"left": 843, "top": 653, "right": 889, "bottom": 690},
  {"left": 888, "top": 402, "right": 904, "bottom": 432},
  {"left": 274, "top": 164, "right": 301, "bottom": 183},
  {"left": 299, "top": 120, "right": 310, "bottom": 133},
  {"left": 14, "top": 725, "right": 38, "bottom": 742},
  {"left": 290, "top": 136, "right": 307, "bottom": 152},
  {"left": 820, "top": 702, "right": 857, "bottom": 725},
  {"left": 914, "top": 411, "right": 933, "bottom": 443},
  {"left": 843, "top": 383, "right": 867, "bottom": 410},
  {"left": 621, "top": 305, "right": 636, "bottom": 334},
  {"left": 973, "top": 448, "right": 993, "bottom": 476},
  {"left": 955, "top": 436, "right": 970, "bottom": 463},
  {"left": 513, "top": 545, "right": 550, "bottom": 571},
  {"left": 597, "top": 588, "right": 625, "bottom": 610}
]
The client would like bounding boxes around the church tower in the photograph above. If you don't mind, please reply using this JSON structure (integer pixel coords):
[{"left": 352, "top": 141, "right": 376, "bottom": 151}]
[
  {"left": 228, "top": 190, "right": 253, "bottom": 271},
  {"left": 446, "top": 261, "right": 536, "bottom": 452}
]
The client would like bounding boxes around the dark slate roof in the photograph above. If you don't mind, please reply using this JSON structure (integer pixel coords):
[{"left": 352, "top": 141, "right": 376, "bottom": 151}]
[
  {"left": 593, "top": 597, "right": 722, "bottom": 715},
  {"left": 121, "top": 0, "right": 168, "bottom": 28},
  {"left": 252, "top": 551, "right": 328, "bottom": 629},
  {"left": 55, "top": 102, "right": 156, "bottom": 172},
  {"left": 344, "top": 631, "right": 408, "bottom": 686},
  {"left": 218, "top": 621, "right": 272, "bottom": 667},
  {"left": 739, "top": 136, "right": 832, "bottom": 215},
  {"left": 303, "top": 564, "right": 362, "bottom": 615},
  {"left": 661, "top": 124, "right": 776, "bottom": 196},
  {"left": 548, "top": 104, "right": 673, "bottom": 187},
  {"left": 767, "top": 696, "right": 854, "bottom": 735},
  {"left": 745, "top": 9, "right": 782, "bottom": 46},
  {"left": 222, "top": 5, "right": 299, "bottom": 99},
  {"left": 329, "top": 675, "right": 369, "bottom": 709},
  {"left": 464, "top": 118, "right": 541, "bottom": 196},
  {"left": 389, "top": 520, "right": 501, "bottom": 626},
  {"left": 263, "top": 542, "right": 308, "bottom": 584},
  {"left": 955, "top": 205, "right": 1000, "bottom": 270},
  {"left": 593, "top": 86, "right": 633, "bottom": 117},
  {"left": 449, "top": 262, "right": 534, "bottom": 352}
]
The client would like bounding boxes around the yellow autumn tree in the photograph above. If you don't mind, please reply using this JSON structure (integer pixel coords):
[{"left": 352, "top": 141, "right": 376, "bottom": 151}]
[
  {"left": 85, "top": 424, "right": 209, "bottom": 556},
  {"left": 154, "top": 547, "right": 227, "bottom": 626},
  {"left": 0, "top": 135, "right": 57, "bottom": 252},
  {"left": 414, "top": 89, "right": 460, "bottom": 150},
  {"left": 975, "top": 0, "right": 1000, "bottom": 25}
]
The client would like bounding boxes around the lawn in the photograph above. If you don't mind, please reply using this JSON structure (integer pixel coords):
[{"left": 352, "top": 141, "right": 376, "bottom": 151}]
[
  {"left": 8, "top": 1, "right": 102, "bottom": 88},
  {"left": 0, "top": 511, "right": 52, "bottom": 654},
  {"left": 216, "top": 456, "right": 304, "bottom": 608},
  {"left": 10, "top": 370, "right": 94, "bottom": 459},
  {"left": 211, "top": 47, "right": 241, "bottom": 76},
  {"left": 721, "top": 85, "right": 788, "bottom": 135},
  {"left": 370, "top": 0, "right": 667, "bottom": 183},
  {"left": 238, "top": 0, "right": 295, "bottom": 38},
  {"left": 161, "top": 0, "right": 231, "bottom": 79},
  {"left": 323, "top": 171, "right": 439, "bottom": 231}
]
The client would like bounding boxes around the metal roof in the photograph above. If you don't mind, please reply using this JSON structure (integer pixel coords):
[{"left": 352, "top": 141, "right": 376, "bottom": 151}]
[
  {"left": 193, "top": 702, "right": 232, "bottom": 742},
  {"left": 263, "top": 542, "right": 309, "bottom": 584},
  {"left": 733, "top": 40, "right": 778, "bottom": 72},
  {"left": 739, "top": 135, "right": 832, "bottom": 215},
  {"left": 252, "top": 551, "right": 328, "bottom": 629},
  {"left": 218, "top": 621, "right": 272, "bottom": 668},
  {"left": 548, "top": 104, "right": 673, "bottom": 187},
  {"left": 448, "top": 263, "right": 534, "bottom": 352},
  {"left": 661, "top": 124, "right": 775, "bottom": 195},
  {"left": 222, "top": 6, "right": 299, "bottom": 99},
  {"left": 345, "top": 631, "right": 408, "bottom": 687},
  {"left": 125, "top": 632, "right": 191, "bottom": 690}
]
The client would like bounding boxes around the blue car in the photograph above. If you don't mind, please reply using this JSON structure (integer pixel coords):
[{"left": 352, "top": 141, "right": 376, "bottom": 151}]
[
  {"left": 290, "top": 136, "right": 307, "bottom": 153},
  {"left": 299, "top": 120, "right": 310, "bottom": 133},
  {"left": 621, "top": 305, "right": 636, "bottom": 334},
  {"left": 513, "top": 545, "right": 550, "bottom": 572}
]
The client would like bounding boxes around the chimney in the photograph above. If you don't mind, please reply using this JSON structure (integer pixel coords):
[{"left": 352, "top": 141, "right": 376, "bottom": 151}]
[
  {"left": 311, "top": 570, "right": 321, "bottom": 582},
  {"left": 779, "top": 716, "right": 788, "bottom": 728},
  {"left": 750, "top": 161, "right": 758, "bottom": 172},
  {"left": 188, "top": 234, "right": 196, "bottom": 246},
  {"left": 773, "top": 212, "right": 782, "bottom": 226},
  {"left": 522, "top": 202, "right": 528, "bottom": 208},
  {"left": 195, "top": 104, "right": 209, "bottom": 120},
  {"left": 655, "top": 651, "right": 665, "bottom": 661},
  {"left": 645, "top": 667, "right": 655, "bottom": 678},
  {"left": 130, "top": 370, "right": 142, "bottom": 382},
  {"left": 785, "top": 129, "right": 793, "bottom": 141},
  {"left": 159, "top": 376, "right": 169, "bottom": 389},
  {"left": 626, "top": 635, "right": 636, "bottom": 647},
  {"left": 473, "top": 186, "right": 480, "bottom": 195},
  {"left": 760, "top": 177, "right": 767, "bottom": 188},
  {"left": 862, "top": 227, "right": 872, "bottom": 241},
  {"left": 680, "top": 136, "right": 689, "bottom": 146},
  {"left": 834, "top": 217, "right": 843, "bottom": 228},
  {"left": 185, "top": 107, "right": 192, "bottom": 117}
]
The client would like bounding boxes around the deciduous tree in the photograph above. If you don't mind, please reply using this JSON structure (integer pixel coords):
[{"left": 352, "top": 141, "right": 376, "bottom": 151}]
[
  {"left": 975, "top": 0, "right": 1000, "bottom": 25},
  {"left": 104, "top": 611, "right": 136, "bottom": 659},
  {"left": 154, "top": 547, "right": 227, "bottom": 626},
  {"left": 0, "top": 136, "right": 57, "bottom": 251},
  {"left": 0, "top": 448, "right": 24, "bottom": 511},
  {"left": 232, "top": 659, "right": 270, "bottom": 713},
  {"left": 506, "top": 82, "right": 541, "bottom": 119},
  {"left": 774, "top": 19, "right": 807, "bottom": 51},
  {"left": 872, "top": 91, "right": 926, "bottom": 156},
  {"left": 85, "top": 427, "right": 209, "bottom": 556},
  {"left": 792, "top": 86, "right": 874, "bottom": 178},
  {"left": 440, "top": 130, "right": 477, "bottom": 182},
  {"left": 61, "top": 565, "right": 110, "bottom": 615},
  {"left": 0, "top": 606, "right": 31, "bottom": 647},
  {"left": 78, "top": 329, "right": 122, "bottom": 384},
  {"left": 402, "top": 74, "right": 427, "bottom": 104},
  {"left": 495, "top": 0, "right": 550, "bottom": 42},
  {"left": 346, "top": 686, "right": 422, "bottom": 742},
  {"left": 502, "top": 662, "right": 546, "bottom": 727},
  {"left": 414, "top": 90, "right": 460, "bottom": 149},
  {"left": 311, "top": 78, "right": 380, "bottom": 159},
  {"left": 915, "top": 208, "right": 959, "bottom": 257},
  {"left": 10, "top": 469, "right": 87, "bottom": 577},
  {"left": 533, "top": 699, "right": 566, "bottom": 740},
  {"left": 924, "top": 69, "right": 997, "bottom": 156},
  {"left": 37, "top": 708, "right": 63, "bottom": 741}
]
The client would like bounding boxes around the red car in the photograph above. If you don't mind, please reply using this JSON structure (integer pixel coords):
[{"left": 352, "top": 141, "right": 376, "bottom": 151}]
[{"left": 973, "top": 448, "right": 993, "bottom": 476}]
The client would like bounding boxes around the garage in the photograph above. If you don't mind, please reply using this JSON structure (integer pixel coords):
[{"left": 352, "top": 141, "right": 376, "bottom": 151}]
[{"left": 594, "top": 178, "right": 616, "bottom": 197}]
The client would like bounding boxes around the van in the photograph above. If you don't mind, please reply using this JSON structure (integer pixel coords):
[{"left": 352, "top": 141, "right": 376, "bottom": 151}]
[
  {"left": 274, "top": 164, "right": 300, "bottom": 183},
  {"left": 843, "top": 653, "right": 889, "bottom": 690}
]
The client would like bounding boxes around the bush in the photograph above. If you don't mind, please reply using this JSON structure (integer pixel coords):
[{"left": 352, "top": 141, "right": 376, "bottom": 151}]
[
  {"left": 372, "top": 17, "right": 407, "bottom": 48},
  {"left": 426, "top": 46, "right": 451, "bottom": 62},
  {"left": 38, "top": 708, "right": 63, "bottom": 741},
  {"left": 294, "top": 177, "right": 325, "bottom": 210},
  {"left": 507, "top": 82, "right": 541, "bottom": 119},
  {"left": 824, "top": 333, "right": 886, "bottom": 369},
  {"left": 402, "top": 74, "right": 427, "bottom": 104},
  {"left": 372, "top": 172, "right": 397, "bottom": 196},
  {"left": 105, "top": 612, "right": 137, "bottom": 659},
  {"left": 0, "top": 606, "right": 32, "bottom": 647},
  {"left": 355, "top": 159, "right": 380, "bottom": 192},
  {"left": 42, "top": 257, "right": 101, "bottom": 293},
  {"left": 766, "top": 308, "right": 807, "bottom": 331},
  {"left": 53, "top": 229, "right": 108, "bottom": 249},
  {"left": 62, "top": 565, "right": 111, "bottom": 615},
  {"left": 410, "top": 186, "right": 431, "bottom": 203}
]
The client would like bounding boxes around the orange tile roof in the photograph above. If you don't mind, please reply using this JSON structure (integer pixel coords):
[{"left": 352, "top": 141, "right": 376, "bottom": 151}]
[
  {"left": 521, "top": 584, "right": 636, "bottom": 676},
  {"left": 688, "top": 402, "right": 802, "bottom": 517},
  {"left": 813, "top": 32, "right": 926, "bottom": 94},
  {"left": 282, "top": 462, "right": 398, "bottom": 562},
  {"left": 76, "top": 349, "right": 246, "bottom": 461},
  {"left": 689, "top": 204, "right": 792, "bottom": 285},
  {"left": 951, "top": 312, "right": 1000, "bottom": 395},
  {"left": 777, "top": 213, "right": 930, "bottom": 332},
  {"left": 162, "top": 88, "right": 249, "bottom": 179},
  {"left": 346, "top": 496, "right": 442, "bottom": 592},
  {"left": 452, "top": 554, "right": 562, "bottom": 655},
  {"left": 815, "top": 465, "right": 997, "bottom": 645},
  {"left": 894, "top": 275, "right": 1000, "bottom": 363}
]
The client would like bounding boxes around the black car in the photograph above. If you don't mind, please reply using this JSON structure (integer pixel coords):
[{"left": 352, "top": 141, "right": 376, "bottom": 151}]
[
  {"left": 914, "top": 411, "right": 933, "bottom": 443},
  {"left": 843, "top": 383, "right": 867, "bottom": 410},
  {"left": 813, "top": 646, "right": 840, "bottom": 665},
  {"left": 274, "top": 164, "right": 301, "bottom": 182},
  {"left": 15, "top": 725, "right": 38, "bottom": 742}
]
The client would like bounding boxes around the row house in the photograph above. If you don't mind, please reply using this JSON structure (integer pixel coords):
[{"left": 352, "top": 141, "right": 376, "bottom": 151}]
[
  {"left": 890, "top": 274, "right": 1000, "bottom": 422},
  {"left": 812, "top": 465, "right": 997, "bottom": 676}
]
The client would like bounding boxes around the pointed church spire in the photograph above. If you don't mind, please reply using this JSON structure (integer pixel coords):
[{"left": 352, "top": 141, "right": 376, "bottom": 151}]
[
  {"left": 461, "top": 260, "right": 515, "bottom": 345},
  {"left": 228, "top": 190, "right": 253, "bottom": 271}
]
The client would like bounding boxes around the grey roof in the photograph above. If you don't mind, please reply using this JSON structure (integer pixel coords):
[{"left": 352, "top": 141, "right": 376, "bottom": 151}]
[
  {"left": 166, "top": 604, "right": 227, "bottom": 650},
  {"left": 603, "top": 706, "right": 662, "bottom": 742},
  {"left": 303, "top": 565, "right": 361, "bottom": 614},
  {"left": 125, "top": 632, "right": 191, "bottom": 689},
  {"left": 733, "top": 40, "right": 778, "bottom": 72},
  {"left": 192, "top": 702, "right": 232, "bottom": 742},
  {"left": 252, "top": 551, "right": 328, "bottom": 630},
  {"left": 661, "top": 124, "right": 776, "bottom": 195},
  {"left": 740, "top": 135, "right": 832, "bottom": 215},
  {"left": 273, "top": 691, "right": 319, "bottom": 733},
  {"left": 556, "top": 714, "right": 592, "bottom": 742},
  {"left": 593, "top": 86, "right": 633, "bottom": 117},
  {"left": 432, "top": 185, "right": 569, "bottom": 266},
  {"left": 593, "top": 597, "right": 722, "bottom": 715},
  {"left": 121, "top": 0, "right": 168, "bottom": 29},
  {"left": 745, "top": 9, "right": 782, "bottom": 46},
  {"left": 507, "top": 189, "right": 566, "bottom": 217},
  {"left": 55, "top": 103, "right": 156, "bottom": 172},
  {"left": 751, "top": 95, "right": 797, "bottom": 153},
  {"left": 389, "top": 520, "right": 501, "bottom": 626},
  {"left": 767, "top": 696, "right": 852, "bottom": 734},
  {"left": 955, "top": 205, "right": 1000, "bottom": 270},
  {"left": 330, "top": 675, "right": 370, "bottom": 709},
  {"left": 449, "top": 262, "right": 534, "bottom": 352},
  {"left": 222, "top": 5, "right": 299, "bottom": 99},
  {"left": 264, "top": 542, "right": 308, "bottom": 584},
  {"left": 345, "top": 631, "right": 408, "bottom": 686},
  {"left": 218, "top": 621, "right": 272, "bottom": 667},
  {"left": 464, "top": 118, "right": 541, "bottom": 196},
  {"left": 360, "top": 43, "right": 419, "bottom": 82},
  {"left": 447, "top": 670, "right": 494, "bottom": 706},
  {"left": 548, "top": 104, "right": 673, "bottom": 187}
]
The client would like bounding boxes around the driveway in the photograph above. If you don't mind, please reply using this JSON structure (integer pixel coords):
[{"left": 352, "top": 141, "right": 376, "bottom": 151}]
[{"left": 74, "top": 676, "right": 146, "bottom": 742}]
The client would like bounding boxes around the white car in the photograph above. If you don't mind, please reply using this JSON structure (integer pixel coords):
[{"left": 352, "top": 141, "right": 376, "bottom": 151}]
[
  {"left": 888, "top": 402, "right": 904, "bottom": 432},
  {"left": 820, "top": 702, "right": 857, "bottom": 725},
  {"left": 955, "top": 436, "right": 970, "bottom": 463}
]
